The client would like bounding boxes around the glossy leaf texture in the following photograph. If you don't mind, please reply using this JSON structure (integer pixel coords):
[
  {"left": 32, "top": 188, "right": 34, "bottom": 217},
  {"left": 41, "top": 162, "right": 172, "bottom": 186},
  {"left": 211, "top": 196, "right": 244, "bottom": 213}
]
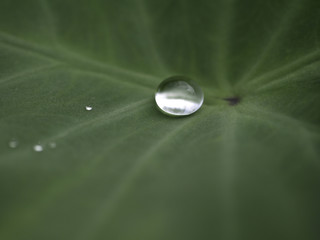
[{"left": 0, "top": 0, "right": 320, "bottom": 240}]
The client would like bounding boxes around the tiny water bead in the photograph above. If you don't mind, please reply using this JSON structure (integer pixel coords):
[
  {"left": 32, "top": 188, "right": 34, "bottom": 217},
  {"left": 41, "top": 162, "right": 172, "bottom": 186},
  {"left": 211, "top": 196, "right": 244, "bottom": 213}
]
[
  {"left": 85, "top": 106, "right": 93, "bottom": 111},
  {"left": 155, "top": 76, "right": 204, "bottom": 116},
  {"left": 49, "top": 142, "right": 56, "bottom": 148},
  {"left": 8, "top": 139, "right": 19, "bottom": 148},
  {"left": 33, "top": 144, "right": 44, "bottom": 152}
]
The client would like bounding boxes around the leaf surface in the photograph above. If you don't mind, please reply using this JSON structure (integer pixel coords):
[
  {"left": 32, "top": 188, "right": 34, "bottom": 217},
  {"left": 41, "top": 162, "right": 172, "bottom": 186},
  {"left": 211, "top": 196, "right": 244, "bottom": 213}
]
[{"left": 0, "top": 0, "right": 320, "bottom": 239}]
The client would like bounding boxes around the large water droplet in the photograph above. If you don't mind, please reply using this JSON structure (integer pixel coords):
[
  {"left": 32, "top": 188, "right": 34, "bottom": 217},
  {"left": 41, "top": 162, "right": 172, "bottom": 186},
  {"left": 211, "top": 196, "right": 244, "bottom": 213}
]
[
  {"left": 85, "top": 106, "right": 93, "bottom": 111},
  {"left": 8, "top": 139, "right": 19, "bottom": 148},
  {"left": 155, "top": 76, "right": 204, "bottom": 116},
  {"left": 33, "top": 144, "right": 44, "bottom": 152}
]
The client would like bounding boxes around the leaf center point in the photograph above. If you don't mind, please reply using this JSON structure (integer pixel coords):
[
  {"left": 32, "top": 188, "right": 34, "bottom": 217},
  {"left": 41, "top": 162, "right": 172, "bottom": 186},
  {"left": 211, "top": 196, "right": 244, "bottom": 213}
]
[{"left": 224, "top": 96, "right": 241, "bottom": 106}]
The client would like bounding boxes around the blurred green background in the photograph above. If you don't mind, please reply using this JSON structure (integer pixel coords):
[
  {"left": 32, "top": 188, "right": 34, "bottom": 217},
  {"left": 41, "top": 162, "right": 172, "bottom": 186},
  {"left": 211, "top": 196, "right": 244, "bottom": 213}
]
[{"left": 0, "top": 0, "right": 320, "bottom": 239}]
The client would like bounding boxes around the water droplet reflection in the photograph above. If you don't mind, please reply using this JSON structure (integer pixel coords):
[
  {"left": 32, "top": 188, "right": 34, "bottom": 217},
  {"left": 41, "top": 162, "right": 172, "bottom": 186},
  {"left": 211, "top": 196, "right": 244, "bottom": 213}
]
[
  {"left": 85, "top": 106, "right": 93, "bottom": 111},
  {"left": 9, "top": 139, "right": 19, "bottom": 148},
  {"left": 155, "top": 76, "right": 204, "bottom": 116}
]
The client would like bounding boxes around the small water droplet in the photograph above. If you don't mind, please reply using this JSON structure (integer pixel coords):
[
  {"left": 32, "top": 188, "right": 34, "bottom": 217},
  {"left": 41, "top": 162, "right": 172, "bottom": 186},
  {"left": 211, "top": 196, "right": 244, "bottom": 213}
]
[
  {"left": 8, "top": 139, "right": 19, "bottom": 148},
  {"left": 155, "top": 76, "right": 204, "bottom": 116},
  {"left": 33, "top": 144, "right": 44, "bottom": 152},
  {"left": 49, "top": 142, "right": 56, "bottom": 148},
  {"left": 85, "top": 106, "right": 93, "bottom": 111}
]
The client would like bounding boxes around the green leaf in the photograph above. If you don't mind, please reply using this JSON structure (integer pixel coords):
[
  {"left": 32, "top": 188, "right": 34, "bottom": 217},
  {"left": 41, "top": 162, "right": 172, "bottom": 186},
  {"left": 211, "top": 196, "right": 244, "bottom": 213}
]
[{"left": 1, "top": 0, "right": 320, "bottom": 239}]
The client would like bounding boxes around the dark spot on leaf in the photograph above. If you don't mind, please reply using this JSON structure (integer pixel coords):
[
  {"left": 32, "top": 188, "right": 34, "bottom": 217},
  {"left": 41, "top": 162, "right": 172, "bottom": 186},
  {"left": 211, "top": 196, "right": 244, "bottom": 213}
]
[{"left": 224, "top": 97, "right": 241, "bottom": 106}]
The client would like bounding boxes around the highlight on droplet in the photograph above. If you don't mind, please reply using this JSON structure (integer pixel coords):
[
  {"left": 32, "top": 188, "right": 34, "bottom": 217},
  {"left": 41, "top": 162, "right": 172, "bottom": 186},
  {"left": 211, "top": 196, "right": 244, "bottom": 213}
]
[
  {"left": 33, "top": 144, "right": 44, "bottom": 152},
  {"left": 85, "top": 106, "right": 93, "bottom": 111}
]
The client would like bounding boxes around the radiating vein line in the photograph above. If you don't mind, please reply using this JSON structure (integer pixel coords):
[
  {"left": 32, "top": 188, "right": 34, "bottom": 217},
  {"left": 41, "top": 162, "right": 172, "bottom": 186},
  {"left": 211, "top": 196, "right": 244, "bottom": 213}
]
[
  {"left": 0, "top": 31, "right": 160, "bottom": 87},
  {"left": 239, "top": 104, "right": 320, "bottom": 166},
  {"left": 0, "top": 102, "right": 159, "bottom": 239},
  {"left": 50, "top": 99, "right": 151, "bottom": 141},
  {"left": 240, "top": 103, "right": 320, "bottom": 139},
  {"left": 252, "top": 51, "right": 320, "bottom": 83},
  {"left": 254, "top": 60, "right": 320, "bottom": 92},
  {"left": 0, "top": 63, "right": 62, "bottom": 85},
  {"left": 179, "top": 0, "right": 197, "bottom": 74},
  {"left": 295, "top": 128, "right": 319, "bottom": 165},
  {"left": 60, "top": 46, "right": 161, "bottom": 82},
  {"left": 78, "top": 109, "right": 217, "bottom": 240},
  {"left": 0, "top": 31, "right": 151, "bottom": 78},
  {"left": 0, "top": 107, "right": 221, "bottom": 240},
  {"left": 0, "top": 98, "right": 151, "bottom": 162},
  {"left": 213, "top": 0, "right": 235, "bottom": 91},
  {"left": 246, "top": 50, "right": 320, "bottom": 84},
  {"left": 0, "top": 31, "right": 61, "bottom": 61},
  {"left": 38, "top": 0, "right": 59, "bottom": 45},
  {"left": 219, "top": 109, "right": 238, "bottom": 240},
  {"left": 68, "top": 66, "right": 155, "bottom": 91},
  {"left": 281, "top": 125, "right": 320, "bottom": 178},
  {"left": 137, "top": 0, "right": 167, "bottom": 73},
  {"left": 80, "top": 125, "right": 190, "bottom": 239},
  {"left": 52, "top": 102, "right": 150, "bottom": 140},
  {"left": 237, "top": 0, "right": 301, "bottom": 85}
]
